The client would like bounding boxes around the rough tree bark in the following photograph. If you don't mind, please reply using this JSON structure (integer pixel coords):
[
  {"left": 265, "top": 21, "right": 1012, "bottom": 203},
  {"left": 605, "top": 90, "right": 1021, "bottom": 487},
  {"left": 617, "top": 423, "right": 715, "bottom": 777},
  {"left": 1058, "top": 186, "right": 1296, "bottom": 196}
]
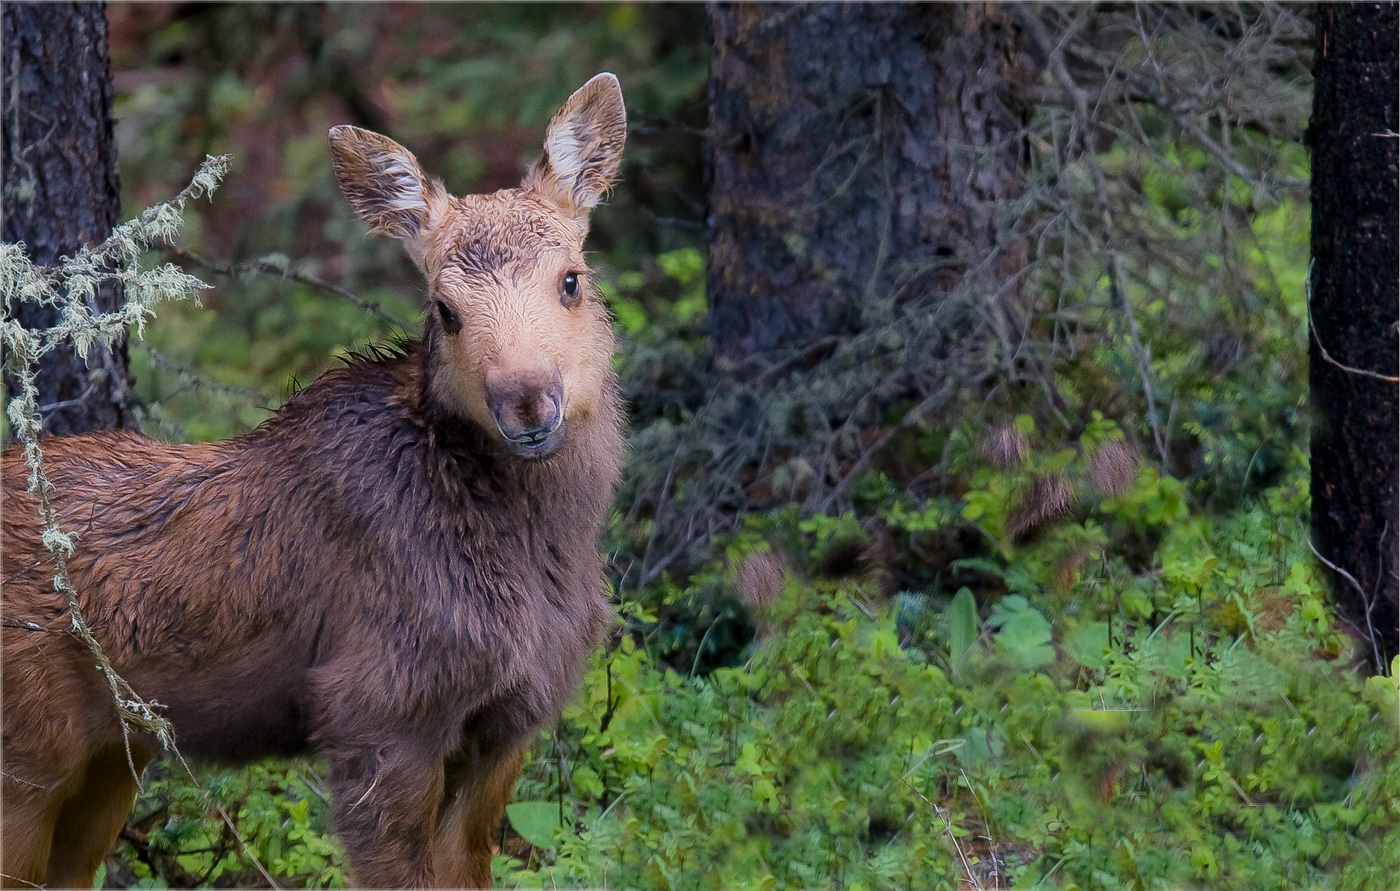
[
  {"left": 1309, "top": 3, "right": 1399, "bottom": 671},
  {"left": 705, "top": 3, "right": 1035, "bottom": 362},
  {"left": 2, "top": 2, "right": 134, "bottom": 435}
]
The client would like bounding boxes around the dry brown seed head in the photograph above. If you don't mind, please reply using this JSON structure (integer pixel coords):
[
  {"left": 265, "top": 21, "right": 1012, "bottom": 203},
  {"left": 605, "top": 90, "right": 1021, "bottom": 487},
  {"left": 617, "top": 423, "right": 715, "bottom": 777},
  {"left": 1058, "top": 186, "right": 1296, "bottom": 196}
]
[
  {"left": 1088, "top": 439, "right": 1138, "bottom": 498},
  {"left": 1007, "top": 473, "right": 1076, "bottom": 543},
  {"left": 980, "top": 422, "right": 1029, "bottom": 470},
  {"left": 1055, "top": 545, "right": 1091, "bottom": 592},
  {"left": 735, "top": 551, "right": 785, "bottom": 609}
]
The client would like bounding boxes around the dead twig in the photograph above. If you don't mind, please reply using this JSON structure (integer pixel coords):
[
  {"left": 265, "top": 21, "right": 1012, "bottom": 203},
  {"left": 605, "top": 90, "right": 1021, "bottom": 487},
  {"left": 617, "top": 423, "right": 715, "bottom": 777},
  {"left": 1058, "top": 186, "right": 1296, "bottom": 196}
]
[
  {"left": 1018, "top": 5, "right": 1171, "bottom": 467},
  {"left": 1308, "top": 538, "right": 1384, "bottom": 673},
  {"left": 898, "top": 774, "right": 983, "bottom": 891}
]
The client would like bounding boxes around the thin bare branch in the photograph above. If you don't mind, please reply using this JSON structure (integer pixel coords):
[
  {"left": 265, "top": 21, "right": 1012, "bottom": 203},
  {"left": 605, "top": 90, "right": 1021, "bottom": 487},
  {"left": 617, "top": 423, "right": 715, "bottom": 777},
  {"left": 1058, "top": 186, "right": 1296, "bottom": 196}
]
[
  {"left": 164, "top": 244, "right": 410, "bottom": 329},
  {"left": 1308, "top": 538, "right": 1385, "bottom": 672},
  {"left": 1018, "top": 5, "right": 1171, "bottom": 467}
]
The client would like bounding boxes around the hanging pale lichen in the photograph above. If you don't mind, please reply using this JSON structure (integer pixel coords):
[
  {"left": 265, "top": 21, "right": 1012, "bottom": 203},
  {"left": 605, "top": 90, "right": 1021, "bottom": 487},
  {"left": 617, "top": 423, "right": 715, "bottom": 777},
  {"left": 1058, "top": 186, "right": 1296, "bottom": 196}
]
[{"left": 0, "top": 154, "right": 230, "bottom": 766}]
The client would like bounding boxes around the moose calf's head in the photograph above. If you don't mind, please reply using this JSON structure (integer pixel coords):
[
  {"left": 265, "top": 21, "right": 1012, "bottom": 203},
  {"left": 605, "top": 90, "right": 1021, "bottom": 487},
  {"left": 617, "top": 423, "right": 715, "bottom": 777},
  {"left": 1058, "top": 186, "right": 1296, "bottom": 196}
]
[{"left": 329, "top": 74, "right": 625, "bottom": 459}]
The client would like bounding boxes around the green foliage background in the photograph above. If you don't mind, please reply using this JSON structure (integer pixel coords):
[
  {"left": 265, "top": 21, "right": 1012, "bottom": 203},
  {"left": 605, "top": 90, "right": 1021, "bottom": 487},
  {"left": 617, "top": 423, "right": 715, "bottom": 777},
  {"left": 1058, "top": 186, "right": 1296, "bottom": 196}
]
[{"left": 56, "top": 4, "right": 1399, "bottom": 888}]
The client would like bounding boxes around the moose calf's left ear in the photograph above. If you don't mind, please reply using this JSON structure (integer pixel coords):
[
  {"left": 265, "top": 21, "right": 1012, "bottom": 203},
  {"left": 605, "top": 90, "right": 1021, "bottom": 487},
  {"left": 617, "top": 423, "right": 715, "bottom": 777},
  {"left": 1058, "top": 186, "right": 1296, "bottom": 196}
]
[{"left": 524, "top": 73, "right": 627, "bottom": 227}]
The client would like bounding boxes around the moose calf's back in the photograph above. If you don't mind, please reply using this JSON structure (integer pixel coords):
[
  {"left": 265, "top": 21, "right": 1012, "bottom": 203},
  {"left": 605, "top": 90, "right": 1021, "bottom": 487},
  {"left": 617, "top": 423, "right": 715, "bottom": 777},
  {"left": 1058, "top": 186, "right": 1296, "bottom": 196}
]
[{"left": 1, "top": 73, "right": 627, "bottom": 889}]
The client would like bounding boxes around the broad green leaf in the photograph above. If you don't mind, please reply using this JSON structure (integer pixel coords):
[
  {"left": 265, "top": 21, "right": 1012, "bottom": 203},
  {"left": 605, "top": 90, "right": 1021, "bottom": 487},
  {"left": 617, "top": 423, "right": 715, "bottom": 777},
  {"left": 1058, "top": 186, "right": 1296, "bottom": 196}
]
[
  {"left": 1064, "top": 621, "right": 1112, "bottom": 669},
  {"left": 989, "top": 596, "right": 1054, "bottom": 670},
  {"left": 955, "top": 727, "right": 992, "bottom": 768},
  {"left": 946, "top": 588, "right": 979, "bottom": 676},
  {"left": 506, "top": 801, "right": 561, "bottom": 849}
]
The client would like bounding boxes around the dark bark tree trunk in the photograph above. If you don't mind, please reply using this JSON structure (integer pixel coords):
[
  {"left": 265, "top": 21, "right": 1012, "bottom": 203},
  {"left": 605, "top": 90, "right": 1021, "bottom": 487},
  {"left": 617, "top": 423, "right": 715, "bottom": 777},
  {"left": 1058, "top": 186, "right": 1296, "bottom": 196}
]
[
  {"left": 705, "top": 3, "right": 1034, "bottom": 362},
  {"left": 1309, "top": 3, "right": 1399, "bottom": 671},
  {"left": 3, "top": 1, "right": 134, "bottom": 435}
]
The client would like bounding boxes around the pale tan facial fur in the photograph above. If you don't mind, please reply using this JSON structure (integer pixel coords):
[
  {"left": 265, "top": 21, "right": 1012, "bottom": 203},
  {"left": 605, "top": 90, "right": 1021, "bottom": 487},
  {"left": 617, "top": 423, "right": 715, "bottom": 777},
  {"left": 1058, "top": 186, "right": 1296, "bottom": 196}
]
[{"left": 329, "top": 72, "right": 626, "bottom": 459}]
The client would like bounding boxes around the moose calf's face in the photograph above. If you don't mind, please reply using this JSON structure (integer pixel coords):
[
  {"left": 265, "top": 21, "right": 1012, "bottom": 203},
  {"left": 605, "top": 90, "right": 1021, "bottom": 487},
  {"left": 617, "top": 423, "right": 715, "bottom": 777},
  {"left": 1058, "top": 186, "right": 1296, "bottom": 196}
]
[{"left": 329, "top": 73, "right": 626, "bottom": 459}]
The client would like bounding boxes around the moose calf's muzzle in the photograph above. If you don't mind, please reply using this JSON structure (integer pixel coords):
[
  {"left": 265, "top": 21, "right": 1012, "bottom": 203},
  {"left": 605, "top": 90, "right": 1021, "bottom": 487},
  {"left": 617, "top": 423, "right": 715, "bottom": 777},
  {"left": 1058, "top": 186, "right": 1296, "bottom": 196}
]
[{"left": 487, "top": 370, "right": 565, "bottom": 458}]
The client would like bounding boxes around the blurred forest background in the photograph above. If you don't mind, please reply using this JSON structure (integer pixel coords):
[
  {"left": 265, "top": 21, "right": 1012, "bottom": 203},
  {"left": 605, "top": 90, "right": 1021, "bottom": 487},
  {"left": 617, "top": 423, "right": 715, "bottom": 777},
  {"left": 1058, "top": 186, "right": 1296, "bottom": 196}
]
[{"left": 3, "top": 3, "right": 1398, "bottom": 888}]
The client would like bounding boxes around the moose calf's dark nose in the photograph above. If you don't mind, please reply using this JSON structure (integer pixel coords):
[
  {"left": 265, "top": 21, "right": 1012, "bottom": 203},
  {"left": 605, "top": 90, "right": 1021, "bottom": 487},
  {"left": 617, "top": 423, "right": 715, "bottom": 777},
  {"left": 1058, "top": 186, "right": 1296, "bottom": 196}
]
[{"left": 487, "top": 374, "right": 564, "bottom": 447}]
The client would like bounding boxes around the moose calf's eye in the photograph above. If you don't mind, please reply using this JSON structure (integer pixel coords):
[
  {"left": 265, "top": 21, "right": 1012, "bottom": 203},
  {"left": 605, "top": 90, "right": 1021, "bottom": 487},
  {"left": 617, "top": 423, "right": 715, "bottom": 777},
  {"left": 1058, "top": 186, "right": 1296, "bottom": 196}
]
[
  {"left": 561, "top": 272, "right": 580, "bottom": 307},
  {"left": 436, "top": 300, "right": 461, "bottom": 334}
]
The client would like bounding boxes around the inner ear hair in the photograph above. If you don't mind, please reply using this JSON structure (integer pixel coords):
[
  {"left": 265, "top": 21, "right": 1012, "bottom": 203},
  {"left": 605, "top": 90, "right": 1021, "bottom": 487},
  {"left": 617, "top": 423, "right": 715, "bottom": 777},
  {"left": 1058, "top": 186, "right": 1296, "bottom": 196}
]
[
  {"left": 524, "top": 73, "right": 627, "bottom": 222},
  {"left": 330, "top": 125, "right": 446, "bottom": 241}
]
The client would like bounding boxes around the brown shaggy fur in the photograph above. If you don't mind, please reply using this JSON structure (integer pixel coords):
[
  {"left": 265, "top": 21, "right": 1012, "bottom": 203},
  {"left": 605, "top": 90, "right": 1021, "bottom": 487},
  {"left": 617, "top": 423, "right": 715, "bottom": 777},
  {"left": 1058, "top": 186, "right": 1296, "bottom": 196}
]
[{"left": 2, "top": 74, "right": 627, "bottom": 889}]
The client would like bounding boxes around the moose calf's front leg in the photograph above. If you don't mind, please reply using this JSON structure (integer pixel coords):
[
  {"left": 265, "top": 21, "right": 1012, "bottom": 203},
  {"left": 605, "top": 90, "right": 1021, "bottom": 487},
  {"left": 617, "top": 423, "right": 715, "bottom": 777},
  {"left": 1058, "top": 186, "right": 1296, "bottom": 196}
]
[
  {"left": 329, "top": 741, "right": 446, "bottom": 888},
  {"left": 432, "top": 740, "right": 531, "bottom": 889}
]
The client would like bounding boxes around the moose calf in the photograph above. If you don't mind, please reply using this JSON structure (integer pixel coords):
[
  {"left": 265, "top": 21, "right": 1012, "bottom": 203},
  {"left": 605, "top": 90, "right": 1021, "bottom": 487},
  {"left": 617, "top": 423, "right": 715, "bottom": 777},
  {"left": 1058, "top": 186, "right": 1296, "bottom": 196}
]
[{"left": 2, "top": 73, "right": 627, "bottom": 889}]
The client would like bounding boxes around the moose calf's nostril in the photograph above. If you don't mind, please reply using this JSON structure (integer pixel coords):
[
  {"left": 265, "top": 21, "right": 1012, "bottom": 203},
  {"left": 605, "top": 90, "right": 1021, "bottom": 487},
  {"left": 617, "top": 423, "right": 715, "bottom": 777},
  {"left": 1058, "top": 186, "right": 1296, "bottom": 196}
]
[
  {"left": 541, "top": 391, "right": 562, "bottom": 432},
  {"left": 492, "top": 390, "right": 561, "bottom": 441}
]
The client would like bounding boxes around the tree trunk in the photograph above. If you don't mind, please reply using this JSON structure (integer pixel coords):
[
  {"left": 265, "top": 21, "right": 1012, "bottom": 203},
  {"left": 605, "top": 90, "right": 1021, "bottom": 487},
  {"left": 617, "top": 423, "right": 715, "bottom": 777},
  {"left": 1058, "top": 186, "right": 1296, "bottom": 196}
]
[
  {"left": 705, "top": 3, "right": 1034, "bottom": 362},
  {"left": 2, "top": 1, "right": 133, "bottom": 435},
  {"left": 1309, "top": 2, "right": 1399, "bottom": 671}
]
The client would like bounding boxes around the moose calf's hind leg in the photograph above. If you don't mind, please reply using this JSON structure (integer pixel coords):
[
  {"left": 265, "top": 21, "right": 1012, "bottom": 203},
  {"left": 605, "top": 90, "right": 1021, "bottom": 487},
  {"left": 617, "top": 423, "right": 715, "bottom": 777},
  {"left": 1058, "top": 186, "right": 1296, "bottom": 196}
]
[
  {"left": 44, "top": 745, "right": 152, "bottom": 888},
  {"left": 0, "top": 789, "right": 60, "bottom": 889},
  {"left": 2, "top": 632, "right": 139, "bottom": 888}
]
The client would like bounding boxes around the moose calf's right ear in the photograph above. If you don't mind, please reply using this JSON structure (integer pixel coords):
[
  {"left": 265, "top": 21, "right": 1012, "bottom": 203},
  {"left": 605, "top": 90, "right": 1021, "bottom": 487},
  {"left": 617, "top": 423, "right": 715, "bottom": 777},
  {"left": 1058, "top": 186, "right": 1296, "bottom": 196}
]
[{"left": 329, "top": 125, "right": 446, "bottom": 252}]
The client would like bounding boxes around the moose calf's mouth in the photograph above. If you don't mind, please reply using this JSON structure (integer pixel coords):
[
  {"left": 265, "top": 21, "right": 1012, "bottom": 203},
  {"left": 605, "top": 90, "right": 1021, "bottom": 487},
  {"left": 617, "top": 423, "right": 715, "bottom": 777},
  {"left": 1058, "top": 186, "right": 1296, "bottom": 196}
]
[
  {"left": 507, "top": 430, "right": 565, "bottom": 459},
  {"left": 496, "top": 412, "right": 566, "bottom": 460}
]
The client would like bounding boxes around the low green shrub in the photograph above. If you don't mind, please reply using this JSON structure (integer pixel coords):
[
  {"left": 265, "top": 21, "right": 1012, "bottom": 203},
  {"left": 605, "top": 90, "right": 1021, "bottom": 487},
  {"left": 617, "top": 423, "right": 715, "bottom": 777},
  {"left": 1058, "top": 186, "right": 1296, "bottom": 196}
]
[{"left": 491, "top": 459, "right": 1395, "bottom": 891}]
